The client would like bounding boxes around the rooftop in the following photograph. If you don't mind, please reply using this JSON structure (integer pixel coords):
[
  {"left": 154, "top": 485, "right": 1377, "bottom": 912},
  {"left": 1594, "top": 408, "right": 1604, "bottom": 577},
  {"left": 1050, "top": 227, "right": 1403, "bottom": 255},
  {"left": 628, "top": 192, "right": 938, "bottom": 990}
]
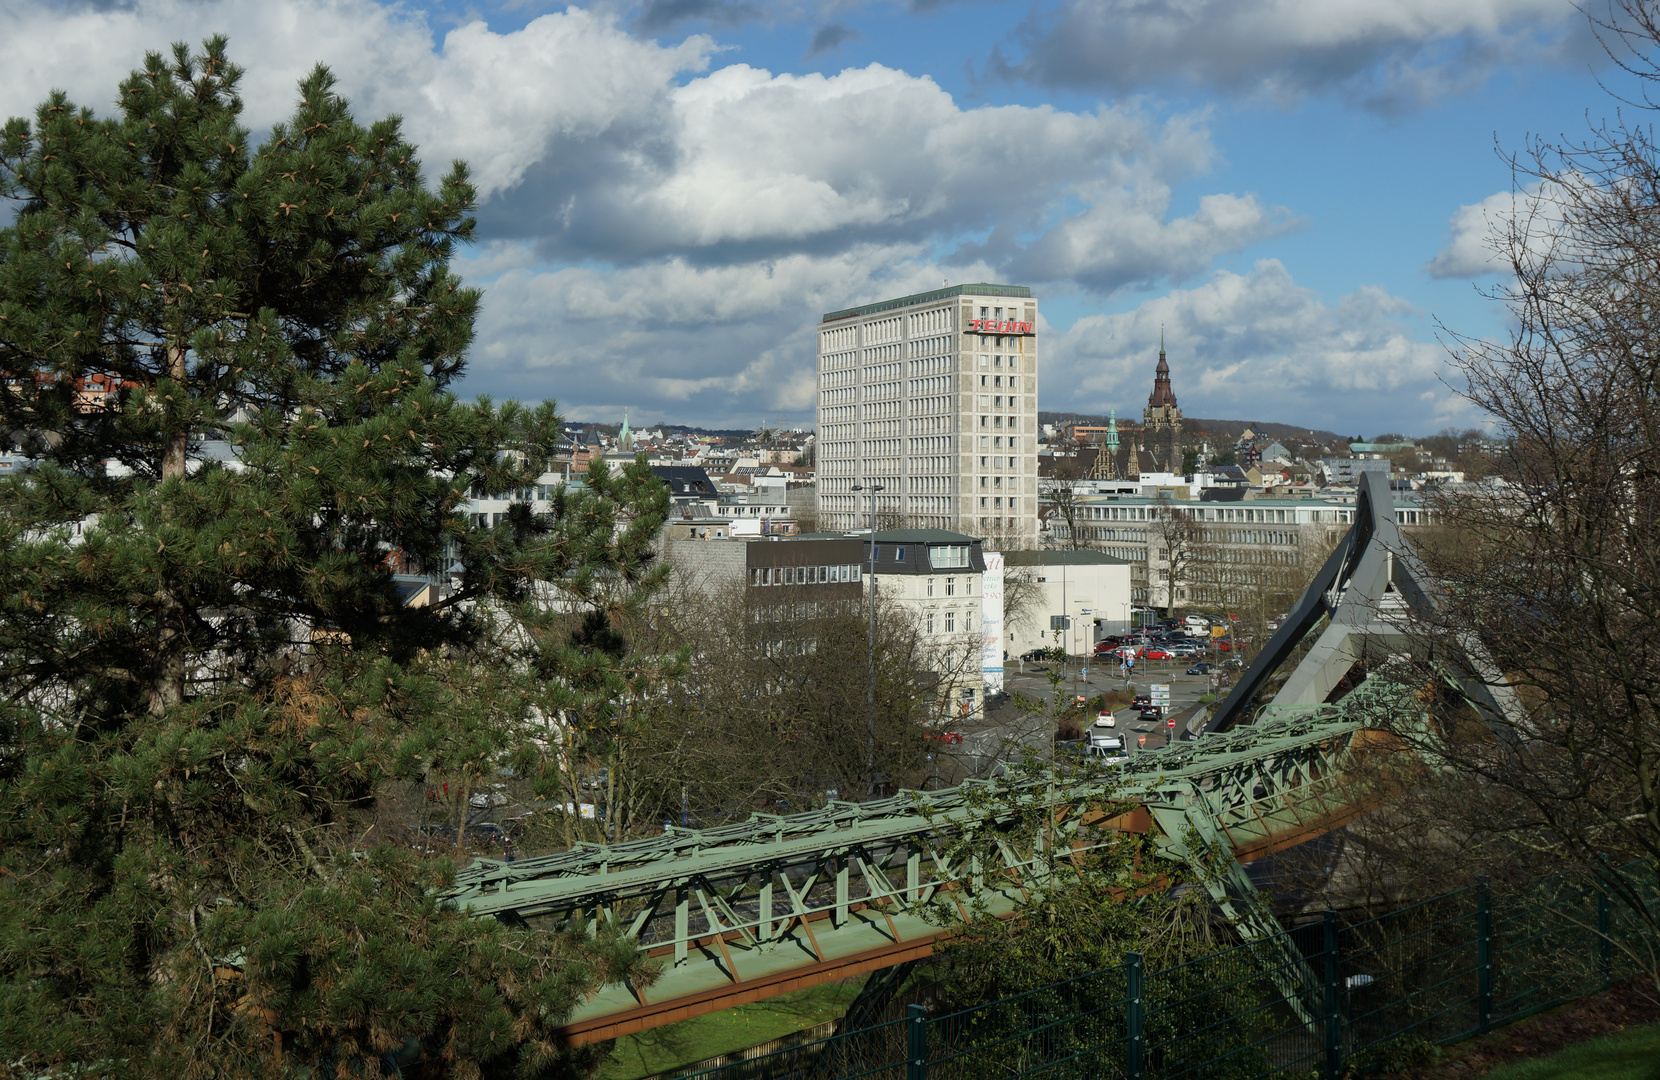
[
  {"left": 822, "top": 283, "right": 1031, "bottom": 323},
  {"left": 1003, "top": 550, "right": 1131, "bottom": 566},
  {"left": 867, "top": 528, "right": 981, "bottom": 544}
]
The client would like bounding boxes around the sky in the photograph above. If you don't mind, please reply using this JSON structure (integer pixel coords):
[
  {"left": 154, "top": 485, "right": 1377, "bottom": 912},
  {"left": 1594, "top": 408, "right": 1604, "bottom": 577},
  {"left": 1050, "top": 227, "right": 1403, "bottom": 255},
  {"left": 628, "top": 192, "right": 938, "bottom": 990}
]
[{"left": 0, "top": 0, "right": 1639, "bottom": 437}]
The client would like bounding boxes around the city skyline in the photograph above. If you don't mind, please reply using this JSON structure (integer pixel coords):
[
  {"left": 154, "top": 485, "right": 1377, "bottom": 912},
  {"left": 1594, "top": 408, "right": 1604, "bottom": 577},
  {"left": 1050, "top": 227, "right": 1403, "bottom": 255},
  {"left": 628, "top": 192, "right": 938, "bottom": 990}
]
[{"left": 0, "top": 0, "right": 1620, "bottom": 434}]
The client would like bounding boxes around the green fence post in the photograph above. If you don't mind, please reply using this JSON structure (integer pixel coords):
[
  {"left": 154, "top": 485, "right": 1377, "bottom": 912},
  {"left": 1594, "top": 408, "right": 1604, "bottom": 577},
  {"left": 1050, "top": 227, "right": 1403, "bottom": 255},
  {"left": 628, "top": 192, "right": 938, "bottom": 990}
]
[
  {"left": 1477, "top": 877, "right": 1493, "bottom": 1033},
  {"left": 907, "top": 1003, "right": 928, "bottom": 1080},
  {"left": 1126, "top": 952, "right": 1144, "bottom": 1080},
  {"left": 1598, "top": 885, "right": 1613, "bottom": 989},
  {"left": 1323, "top": 910, "right": 1343, "bottom": 1080}
]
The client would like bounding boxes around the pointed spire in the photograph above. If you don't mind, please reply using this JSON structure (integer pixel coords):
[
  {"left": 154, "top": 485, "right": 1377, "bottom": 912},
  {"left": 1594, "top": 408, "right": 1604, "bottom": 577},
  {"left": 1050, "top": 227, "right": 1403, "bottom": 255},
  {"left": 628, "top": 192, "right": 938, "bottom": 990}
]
[
  {"left": 619, "top": 408, "right": 632, "bottom": 451},
  {"left": 1106, "top": 408, "right": 1119, "bottom": 451},
  {"left": 1148, "top": 338, "right": 1176, "bottom": 408}
]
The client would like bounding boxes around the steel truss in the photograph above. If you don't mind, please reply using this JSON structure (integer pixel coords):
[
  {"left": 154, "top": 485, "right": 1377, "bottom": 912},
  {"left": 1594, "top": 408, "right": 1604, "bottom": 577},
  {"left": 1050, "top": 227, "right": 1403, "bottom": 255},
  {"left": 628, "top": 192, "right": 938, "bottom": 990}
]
[{"left": 445, "top": 684, "right": 1410, "bottom": 1042}]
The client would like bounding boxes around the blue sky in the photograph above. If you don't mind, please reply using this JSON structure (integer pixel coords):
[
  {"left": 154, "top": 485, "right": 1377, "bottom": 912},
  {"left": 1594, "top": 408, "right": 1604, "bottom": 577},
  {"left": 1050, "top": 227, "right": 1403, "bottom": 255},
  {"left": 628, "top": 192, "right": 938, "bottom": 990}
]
[{"left": 0, "top": 0, "right": 1629, "bottom": 436}]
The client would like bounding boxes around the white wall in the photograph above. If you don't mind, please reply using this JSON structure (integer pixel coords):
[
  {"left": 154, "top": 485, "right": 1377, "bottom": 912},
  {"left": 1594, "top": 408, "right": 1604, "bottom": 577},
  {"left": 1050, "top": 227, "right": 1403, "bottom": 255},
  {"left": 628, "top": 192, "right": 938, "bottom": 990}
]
[{"left": 1004, "top": 560, "right": 1133, "bottom": 657}]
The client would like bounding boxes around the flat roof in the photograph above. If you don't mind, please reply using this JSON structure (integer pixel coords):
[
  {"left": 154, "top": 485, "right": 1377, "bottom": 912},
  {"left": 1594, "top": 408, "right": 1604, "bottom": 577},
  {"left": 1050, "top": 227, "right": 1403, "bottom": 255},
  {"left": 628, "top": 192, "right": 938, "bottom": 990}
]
[
  {"left": 868, "top": 529, "right": 980, "bottom": 544},
  {"left": 822, "top": 283, "right": 1032, "bottom": 323},
  {"left": 1002, "top": 550, "right": 1131, "bottom": 566}
]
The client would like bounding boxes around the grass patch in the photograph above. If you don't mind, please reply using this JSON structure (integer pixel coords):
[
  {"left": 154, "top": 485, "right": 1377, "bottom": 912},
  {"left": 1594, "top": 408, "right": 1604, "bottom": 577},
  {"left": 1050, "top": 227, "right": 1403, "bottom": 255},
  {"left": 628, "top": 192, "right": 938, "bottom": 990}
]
[
  {"left": 1483, "top": 1021, "right": 1660, "bottom": 1080},
  {"left": 601, "top": 978, "right": 867, "bottom": 1080}
]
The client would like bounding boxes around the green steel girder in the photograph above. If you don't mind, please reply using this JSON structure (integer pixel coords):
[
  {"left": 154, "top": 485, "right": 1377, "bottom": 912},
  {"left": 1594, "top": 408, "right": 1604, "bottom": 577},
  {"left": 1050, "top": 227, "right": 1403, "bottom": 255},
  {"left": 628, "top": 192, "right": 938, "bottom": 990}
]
[{"left": 444, "top": 679, "right": 1419, "bottom": 1032}]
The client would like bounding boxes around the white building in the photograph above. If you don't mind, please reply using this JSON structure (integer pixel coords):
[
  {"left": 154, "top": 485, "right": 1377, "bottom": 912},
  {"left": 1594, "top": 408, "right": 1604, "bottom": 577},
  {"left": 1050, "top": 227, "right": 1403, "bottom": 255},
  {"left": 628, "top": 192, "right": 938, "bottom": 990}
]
[
  {"left": 1001, "top": 550, "right": 1135, "bottom": 657},
  {"left": 815, "top": 283, "right": 1040, "bottom": 546}
]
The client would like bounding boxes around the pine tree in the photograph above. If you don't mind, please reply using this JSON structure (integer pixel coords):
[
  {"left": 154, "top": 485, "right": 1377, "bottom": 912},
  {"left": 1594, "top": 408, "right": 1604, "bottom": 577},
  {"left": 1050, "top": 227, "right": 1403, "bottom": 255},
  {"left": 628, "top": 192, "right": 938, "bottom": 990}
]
[{"left": 0, "top": 39, "right": 663, "bottom": 1077}]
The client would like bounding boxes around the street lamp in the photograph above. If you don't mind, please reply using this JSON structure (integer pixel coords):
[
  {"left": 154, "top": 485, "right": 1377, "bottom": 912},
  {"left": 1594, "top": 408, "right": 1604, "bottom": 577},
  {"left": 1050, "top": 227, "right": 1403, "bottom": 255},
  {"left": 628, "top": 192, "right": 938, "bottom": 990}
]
[{"left": 851, "top": 482, "right": 884, "bottom": 798}]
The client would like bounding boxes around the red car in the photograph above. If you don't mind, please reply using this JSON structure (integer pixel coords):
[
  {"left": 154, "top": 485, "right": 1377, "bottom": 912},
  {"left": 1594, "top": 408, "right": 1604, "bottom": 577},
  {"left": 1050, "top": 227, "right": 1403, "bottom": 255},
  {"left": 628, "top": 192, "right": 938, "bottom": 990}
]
[
  {"left": 925, "top": 731, "right": 964, "bottom": 744},
  {"left": 1142, "top": 648, "right": 1174, "bottom": 660},
  {"left": 1215, "top": 640, "right": 1234, "bottom": 652}
]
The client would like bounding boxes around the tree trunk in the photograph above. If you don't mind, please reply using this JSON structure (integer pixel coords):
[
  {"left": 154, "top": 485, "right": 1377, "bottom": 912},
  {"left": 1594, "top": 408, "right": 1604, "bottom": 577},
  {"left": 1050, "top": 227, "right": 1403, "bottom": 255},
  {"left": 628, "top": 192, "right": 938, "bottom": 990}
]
[{"left": 149, "top": 341, "right": 190, "bottom": 716}]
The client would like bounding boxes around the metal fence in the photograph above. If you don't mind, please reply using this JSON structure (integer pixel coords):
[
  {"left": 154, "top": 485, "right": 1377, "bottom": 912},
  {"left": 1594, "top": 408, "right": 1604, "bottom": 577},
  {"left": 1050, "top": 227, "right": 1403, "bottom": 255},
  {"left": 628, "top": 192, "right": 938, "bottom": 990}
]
[{"left": 663, "top": 863, "right": 1658, "bottom": 1080}]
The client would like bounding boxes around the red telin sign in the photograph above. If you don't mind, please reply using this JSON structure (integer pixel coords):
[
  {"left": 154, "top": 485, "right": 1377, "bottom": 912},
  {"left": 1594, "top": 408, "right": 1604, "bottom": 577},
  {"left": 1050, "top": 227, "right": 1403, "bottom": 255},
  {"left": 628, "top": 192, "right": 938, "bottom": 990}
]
[{"left": 970, "top": 319, "right": 1034, "bottom": 334}]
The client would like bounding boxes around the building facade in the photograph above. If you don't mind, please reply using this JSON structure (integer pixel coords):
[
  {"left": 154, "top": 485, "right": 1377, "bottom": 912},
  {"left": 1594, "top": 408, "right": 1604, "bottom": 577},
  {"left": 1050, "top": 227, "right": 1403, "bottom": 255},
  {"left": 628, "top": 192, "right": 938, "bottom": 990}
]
[
  {"left": 1001, "top": 550, "right": 1134, "bottom": 658},
  {"left": 816, "top": 283, "right": 1039, "bottom": 546},
  {"left": 663, "top": 529, "right": 990, "bottom": 716},
  {"left": 1049, "top": 490, "right": 1442, "bottom": 611}
]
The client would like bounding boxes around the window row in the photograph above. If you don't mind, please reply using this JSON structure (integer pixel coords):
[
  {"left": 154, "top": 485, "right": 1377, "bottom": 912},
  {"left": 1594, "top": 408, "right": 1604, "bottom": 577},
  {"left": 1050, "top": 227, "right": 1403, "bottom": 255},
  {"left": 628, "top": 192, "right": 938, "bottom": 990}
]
[{"left": 751, "top": 564, "right": 862, "bottom": 586}]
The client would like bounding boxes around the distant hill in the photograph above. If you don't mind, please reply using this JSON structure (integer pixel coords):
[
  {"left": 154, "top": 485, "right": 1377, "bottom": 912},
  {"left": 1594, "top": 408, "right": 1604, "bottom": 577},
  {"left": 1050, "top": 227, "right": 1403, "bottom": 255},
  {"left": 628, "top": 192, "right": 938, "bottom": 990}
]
[{"left": 1039, "top": 411, "right": 1347, "bottom": 445}]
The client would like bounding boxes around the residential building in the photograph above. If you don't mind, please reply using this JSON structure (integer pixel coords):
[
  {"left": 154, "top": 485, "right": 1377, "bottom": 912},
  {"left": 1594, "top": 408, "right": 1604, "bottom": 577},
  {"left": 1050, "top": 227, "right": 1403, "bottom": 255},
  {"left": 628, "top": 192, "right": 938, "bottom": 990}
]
[
  {"left": 664, "top": 529, "right": 990, "bottom": 715},
  {"left": 1319, "top": 457, "right": 1392, "bottom": 485},
  {"left": 815, "top": 283, "right": 1039, "bottom": 545}
]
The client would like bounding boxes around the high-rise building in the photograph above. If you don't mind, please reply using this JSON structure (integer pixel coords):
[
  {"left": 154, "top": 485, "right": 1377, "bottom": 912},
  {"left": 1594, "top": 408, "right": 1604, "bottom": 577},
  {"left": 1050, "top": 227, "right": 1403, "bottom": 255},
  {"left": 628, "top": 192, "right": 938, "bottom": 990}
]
[{"left": 815, "top": 283, "right": 1039, "bottom": 544}]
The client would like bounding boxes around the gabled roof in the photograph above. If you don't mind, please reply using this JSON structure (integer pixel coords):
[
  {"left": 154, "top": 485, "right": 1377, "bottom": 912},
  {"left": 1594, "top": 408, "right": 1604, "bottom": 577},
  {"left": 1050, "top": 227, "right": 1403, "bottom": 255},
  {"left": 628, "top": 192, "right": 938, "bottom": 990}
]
[{"left": 651, "top": 465, "right": 717, "bottom": 496}]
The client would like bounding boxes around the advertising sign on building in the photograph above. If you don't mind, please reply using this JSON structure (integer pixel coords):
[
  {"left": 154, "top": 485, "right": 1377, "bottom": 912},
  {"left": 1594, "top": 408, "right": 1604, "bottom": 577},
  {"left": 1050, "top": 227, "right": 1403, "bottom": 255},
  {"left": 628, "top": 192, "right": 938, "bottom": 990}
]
[{"left": 982, "top": 552, "right": 1004, "bottom": 694}]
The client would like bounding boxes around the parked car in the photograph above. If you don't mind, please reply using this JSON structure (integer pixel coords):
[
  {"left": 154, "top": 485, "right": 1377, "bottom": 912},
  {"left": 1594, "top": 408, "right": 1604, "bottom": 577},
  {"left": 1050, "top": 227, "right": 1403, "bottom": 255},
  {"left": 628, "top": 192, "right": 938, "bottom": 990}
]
[
  {"left": 1142, "top": 648, "right": 1174, "bottom": 660},
  {"left": 1170, "top": 643, "right": 1202, "bottom": 657},
  {"left": 1093, "top": 640, "right": 1118, "bottom": 656},
  {"left": 1019, "top": 648, "right": 1052, "bottom": 663},
  {"left": 1187, "top": 661, "right": 1215, "bottom": 675},
  {"left": 924, "top": 730, "right": 965, "bottom": 744}
]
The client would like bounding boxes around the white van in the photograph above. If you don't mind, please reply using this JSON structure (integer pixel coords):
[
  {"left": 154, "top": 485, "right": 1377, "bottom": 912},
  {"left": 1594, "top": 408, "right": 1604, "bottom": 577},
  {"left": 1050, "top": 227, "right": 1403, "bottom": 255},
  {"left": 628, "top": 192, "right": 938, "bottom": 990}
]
[{"left": 1183, "top": 615, "right": 1210, "bottom": 637}]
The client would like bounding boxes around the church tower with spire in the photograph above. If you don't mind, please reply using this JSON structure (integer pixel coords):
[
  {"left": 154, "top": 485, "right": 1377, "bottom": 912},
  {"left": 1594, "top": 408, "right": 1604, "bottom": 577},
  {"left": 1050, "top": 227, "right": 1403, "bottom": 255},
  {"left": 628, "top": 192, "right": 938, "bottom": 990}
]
[{"left": 1142, "top": 334, "right": 1185, "bottom": 474}]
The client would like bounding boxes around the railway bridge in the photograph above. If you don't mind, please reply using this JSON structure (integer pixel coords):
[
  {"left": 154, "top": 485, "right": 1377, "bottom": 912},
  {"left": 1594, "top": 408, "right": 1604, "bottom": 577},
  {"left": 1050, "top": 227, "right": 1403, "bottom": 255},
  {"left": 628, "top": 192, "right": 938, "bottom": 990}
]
[{"left": 442, "top": 473, "right": 1515, "bottom": 1044}]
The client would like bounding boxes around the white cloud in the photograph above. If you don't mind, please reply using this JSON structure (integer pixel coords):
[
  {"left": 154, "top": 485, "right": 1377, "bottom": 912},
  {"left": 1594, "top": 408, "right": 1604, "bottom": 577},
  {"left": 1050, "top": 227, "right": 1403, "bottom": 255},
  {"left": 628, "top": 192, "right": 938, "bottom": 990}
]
[
  {"left": 2, "top": 1, "right": 1282, "bottom": 287},
  {"left": 1426, "top": 189, "right": 1515, "bottom": 278},
  {"left": 1006, "top": 188, "right": 1300, "bottom": 291},
  {"left": 0, "top": 0, "right": 1334, "bottom": 427},
  {"left": 464, "top": 244, "right": 1000, "bottom": 423},
  {"left": 1425, "top": 180, "right": 1579, "bottom": 279},
  {"left": 0, "top": 1, "right": 714, "bottom": 202},
  {"left": 1045, "top": 260, "right": 1469, "bottom": 434},
  {"left": 994, "top": 0, "right": 1589, "bottom": 112},
  {"left": 484, "top": 61, "right": 1280, "bottom": 279}
]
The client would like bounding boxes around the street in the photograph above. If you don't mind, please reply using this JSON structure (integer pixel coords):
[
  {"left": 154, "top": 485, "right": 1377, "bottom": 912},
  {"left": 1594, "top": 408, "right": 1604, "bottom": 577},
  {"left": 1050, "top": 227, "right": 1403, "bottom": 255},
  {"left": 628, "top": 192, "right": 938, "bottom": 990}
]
[{"left": 928, "top": 655, "right": 1232, "bottom": 782}]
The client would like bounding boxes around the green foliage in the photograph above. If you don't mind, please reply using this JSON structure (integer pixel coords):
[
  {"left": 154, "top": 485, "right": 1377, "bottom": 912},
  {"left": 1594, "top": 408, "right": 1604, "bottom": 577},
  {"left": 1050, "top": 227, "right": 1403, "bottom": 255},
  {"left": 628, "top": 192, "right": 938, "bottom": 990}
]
[
  {"left": 1482, "top": 1022, "right": 1660, "bottom": 1080},
  {"left": 0, "top": 39, "right": 663, "bottom": 1077},
  {"left": 1356, "top": 1031, "right": 1441, "bottom": 1073}
]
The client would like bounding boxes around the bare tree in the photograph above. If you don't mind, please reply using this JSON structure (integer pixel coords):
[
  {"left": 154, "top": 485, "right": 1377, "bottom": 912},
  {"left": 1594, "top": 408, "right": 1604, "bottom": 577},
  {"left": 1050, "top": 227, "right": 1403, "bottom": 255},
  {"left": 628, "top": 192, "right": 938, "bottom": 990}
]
[
  {"left": 1328, "top": 0, "right": 1660, "bottom": 986},
  {"left": 1148, "top": 493, "right": 1203, "bottom": 617},
  {"left": 1039, "top": 455, "right": 1088, "bottom": 549}
]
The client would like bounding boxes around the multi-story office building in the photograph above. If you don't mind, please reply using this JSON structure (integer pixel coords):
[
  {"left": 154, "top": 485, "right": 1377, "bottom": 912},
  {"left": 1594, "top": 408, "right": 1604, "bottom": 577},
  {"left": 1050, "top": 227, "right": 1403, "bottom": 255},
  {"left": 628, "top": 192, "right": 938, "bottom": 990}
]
[
  {"left": 816, "top": 283, "right": 1039, "bottom": 545},
  {"left": 1049, "top": 489, "right": 1441, "bottom": 611}
]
